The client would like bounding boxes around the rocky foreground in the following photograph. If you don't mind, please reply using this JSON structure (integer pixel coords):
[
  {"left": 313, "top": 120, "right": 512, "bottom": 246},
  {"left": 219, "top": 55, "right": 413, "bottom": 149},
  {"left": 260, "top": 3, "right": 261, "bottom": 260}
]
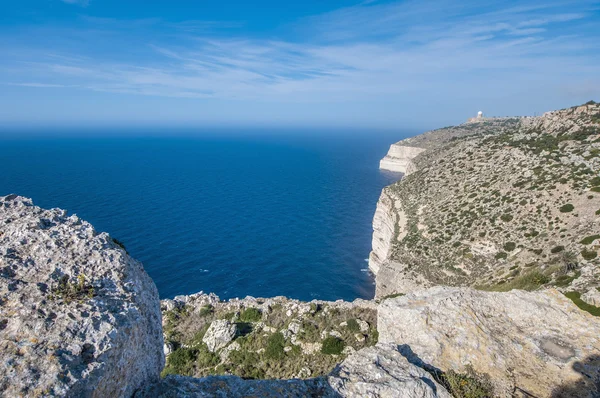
[{"left": 1, "top": 194, "right": 600, "bottom": 397}]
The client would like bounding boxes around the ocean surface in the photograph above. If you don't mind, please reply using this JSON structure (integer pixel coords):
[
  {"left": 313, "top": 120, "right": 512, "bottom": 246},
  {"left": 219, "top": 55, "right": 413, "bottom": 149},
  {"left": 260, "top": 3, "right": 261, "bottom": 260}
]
[{"left": 0, "top": 131, "right": 406, "bottom": 301}]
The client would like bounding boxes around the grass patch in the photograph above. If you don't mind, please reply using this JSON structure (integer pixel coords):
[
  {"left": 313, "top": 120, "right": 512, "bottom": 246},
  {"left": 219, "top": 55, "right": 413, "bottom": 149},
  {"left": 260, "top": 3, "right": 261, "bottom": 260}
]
[
  {"left": 564, "top": 292, "right": 600, "bottom": 316},
  {"left": 346, "top": 319, "right": 360, "bottom": 332},
  {"left": 483, "top": 271, "right": 550, "bottom": 292},
  {"left": 551, "top": 246, "right": 564, "bottom": 254}
]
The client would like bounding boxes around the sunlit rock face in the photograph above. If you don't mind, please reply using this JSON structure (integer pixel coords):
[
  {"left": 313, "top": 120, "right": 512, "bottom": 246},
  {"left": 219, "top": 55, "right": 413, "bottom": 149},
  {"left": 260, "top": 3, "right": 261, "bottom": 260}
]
[{"left": 0, "top": 195, "right": 164, "bottom": 397}]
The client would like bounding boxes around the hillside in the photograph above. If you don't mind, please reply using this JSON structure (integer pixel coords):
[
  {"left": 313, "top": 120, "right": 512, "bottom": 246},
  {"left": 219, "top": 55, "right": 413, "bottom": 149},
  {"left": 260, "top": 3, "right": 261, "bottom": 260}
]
[{"left": 371, "top": 101, "right": 600, "bottom": 299}]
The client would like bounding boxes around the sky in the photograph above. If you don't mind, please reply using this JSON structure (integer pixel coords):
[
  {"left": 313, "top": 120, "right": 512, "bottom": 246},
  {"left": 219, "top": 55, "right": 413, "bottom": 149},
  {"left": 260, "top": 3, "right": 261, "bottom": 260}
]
[{"left": 0, "top": 0, "right": 599, "bottom": 130}]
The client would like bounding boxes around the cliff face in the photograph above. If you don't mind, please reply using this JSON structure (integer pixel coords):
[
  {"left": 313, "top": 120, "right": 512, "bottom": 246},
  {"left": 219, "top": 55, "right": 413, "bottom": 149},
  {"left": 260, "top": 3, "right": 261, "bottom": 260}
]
[
  {"left": 379, "top": 145, "right": 426, "bottom": 173},
  {"left": 371, "top": 102, "right": 600, "bottom": 299},
  {"left": 0, "top": 195, "right": 164, "bottom": 397}
]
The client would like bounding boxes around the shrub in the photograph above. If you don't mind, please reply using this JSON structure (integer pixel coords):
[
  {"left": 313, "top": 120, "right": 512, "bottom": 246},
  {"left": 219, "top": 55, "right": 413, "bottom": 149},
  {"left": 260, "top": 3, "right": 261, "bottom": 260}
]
[
  {"left": 346, "top": 319, "right": 360, "bottom": 332},
  {"left": 591, "top": 176, "right": 600, "bottom": 186},
  {"left": 581, "top": 235, "right": 600, "bottom": 245},
  {"left": 49, "top": 274, "right": 94, "bottom": 303},
  {"left": 592, "top": 187, "right": 600, "bottom": 193},
  {"left": 503, "top": 242, "right": 516, "bottom": 252},
  {"left": 500, "top": 214, "right": 513, "bottom": 222},
  {"left": 551, "top": 246, "right": 565, "bottom": 254},
  {"left": 198, "top": 305, "right": 213, "bottom": 317},
  {"left": 597, "top": 209, "right": 600, "bottom": 216},
  {"left": 381, "top": 292, "right": 405, "bottom": 300},
  {"left": 495, "top": 252, "right": 508, "bottom": 260},
  {"left": 321, "top": 336, "right": 345, "bottom": 355},
  {"left": 240, "top": 307, "right": 262, "bottom": 322},
  {"left": 162, "top": 347, "right": 197, "bottom": 376},
  {"left": 581, "top": 249, "right": 598, "bottom": 261},
  {"left": 559, "top": 204, "right": 574, "bottom": 213},
  {"left": 265, "top": 332, "right": 285, "bottom": 360},
  {"left": 442, "top": 368, "right": 494, "bottom": 398}
]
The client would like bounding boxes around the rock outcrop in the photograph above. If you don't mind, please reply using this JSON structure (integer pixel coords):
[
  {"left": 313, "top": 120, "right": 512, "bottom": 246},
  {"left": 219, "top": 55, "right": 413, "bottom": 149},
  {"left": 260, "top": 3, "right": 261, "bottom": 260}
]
[
  {"left": 329, "top": 345, "right": 451, "bottom": 398},
  {"left": 0, "top": 195, "right": 164, "bottom": 397},
  {"left": 202, "top": 320, "right": 237, "bottom": 352},
  {"left": 378, "top": 286, "right": 600, "bottom": 397}
]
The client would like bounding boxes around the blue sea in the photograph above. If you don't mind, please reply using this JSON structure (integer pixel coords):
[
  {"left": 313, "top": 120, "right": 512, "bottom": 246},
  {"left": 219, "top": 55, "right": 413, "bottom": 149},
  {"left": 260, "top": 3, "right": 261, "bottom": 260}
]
[{"left": 0, "top": 131, "right": 406, "bottom": 301}]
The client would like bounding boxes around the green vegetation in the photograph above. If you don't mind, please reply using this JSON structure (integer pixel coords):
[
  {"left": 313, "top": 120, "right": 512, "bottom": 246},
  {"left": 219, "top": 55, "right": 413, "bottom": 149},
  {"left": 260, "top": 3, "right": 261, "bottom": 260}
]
[
  {"left": 559, "top": 204, "right": 574, "bottom": 213},
  {"left": 591, "top": 187, "right": 600, "bottom": 193},
  {"left": 564, "top": 292, "right": 600, "bottom": 316},
  {"left": 482, "top": 271, "right": 550, "bottom": 292},
  {"left": 380, "top": 292, "right": 405, "bottom": 300},
  {"left": 162, "top": 346, "right": 220, "bottom": 377},
  {"left": 321, "top": 336, "right": 345, "bottom": 355},
  {"left": 581, "top": 249, "right": 598, "bottom": 260},
  {"left": 581, "top": 235, "right": 600, "bottom": 245},
  {"left": 441, "top": 368, "right": 494, "bottom": 398},
  {"left": 503, "top": 242, "right": 516, "bottom": 252},
  {"left": 49, "top": 274, "right": 94, "bottom": 303},
  {"left": 590, "top": 176, "right": 600, "bottom": 186},
  {"left": 346, "top": 319, "right": 360, "bottom": 332},
  {"left": 500, "top": 214, "right": 513, "bottom": 222},
  {"left": 239, "top": 307, "right": 262, "bottom": 322},
  {"left": 495, "top": 252, "right": 508, "bottom": 260},
  {"left": 551, "top": 246, "right": 564, "bottom": 254},
  {"left": 265, "top": 332, "right": 285, "bottom": 360}
]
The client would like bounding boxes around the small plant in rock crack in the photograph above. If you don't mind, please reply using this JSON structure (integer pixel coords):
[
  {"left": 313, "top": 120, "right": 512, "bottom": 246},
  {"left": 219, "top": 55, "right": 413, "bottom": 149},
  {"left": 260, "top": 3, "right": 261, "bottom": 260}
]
[{"left": 49, "top": 274, "right": 95, "bottom": 303}]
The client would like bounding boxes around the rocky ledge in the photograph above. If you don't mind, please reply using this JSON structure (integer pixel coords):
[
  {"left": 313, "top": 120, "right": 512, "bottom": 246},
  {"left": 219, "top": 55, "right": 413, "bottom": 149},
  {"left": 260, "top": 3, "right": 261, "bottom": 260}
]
[{"left": 2, "top": 195, "right": 600, "bottom": 397}]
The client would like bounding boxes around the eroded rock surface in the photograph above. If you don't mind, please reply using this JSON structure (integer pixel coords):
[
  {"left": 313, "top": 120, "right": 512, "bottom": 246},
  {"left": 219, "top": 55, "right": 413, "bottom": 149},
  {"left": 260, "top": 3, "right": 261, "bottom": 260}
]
[
  {"left": 378, "top": 286, "right": 600, "bottom": 397},
  {"left": 328, "top": 345, "right": 451, "bottom": 398},
  {"left": 0, "top": 195, "right": 164, "bottom": 397}
]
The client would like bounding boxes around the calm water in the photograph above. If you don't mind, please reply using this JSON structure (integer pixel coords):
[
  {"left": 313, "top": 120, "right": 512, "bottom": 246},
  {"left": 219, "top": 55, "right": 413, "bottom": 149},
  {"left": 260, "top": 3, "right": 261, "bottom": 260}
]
[{"left": 0, "top": 131, "right": 405, "bottom": 300}]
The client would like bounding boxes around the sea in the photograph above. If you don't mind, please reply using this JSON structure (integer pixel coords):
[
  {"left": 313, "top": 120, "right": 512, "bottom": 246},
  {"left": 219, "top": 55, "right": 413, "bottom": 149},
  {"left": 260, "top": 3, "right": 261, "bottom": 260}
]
[{"left": 0, "top": 130, "right": 409, "bottom": 301}]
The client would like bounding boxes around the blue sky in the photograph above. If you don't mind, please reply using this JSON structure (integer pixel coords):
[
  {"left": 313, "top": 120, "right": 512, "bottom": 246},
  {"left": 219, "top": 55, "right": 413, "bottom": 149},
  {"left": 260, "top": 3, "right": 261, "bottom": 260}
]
[{"left": 1, "top": 0, "right": 599, "bottom": 130}]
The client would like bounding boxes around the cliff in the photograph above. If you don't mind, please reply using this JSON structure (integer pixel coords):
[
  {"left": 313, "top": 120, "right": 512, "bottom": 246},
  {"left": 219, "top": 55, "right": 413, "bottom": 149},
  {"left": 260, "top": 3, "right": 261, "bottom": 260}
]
[
  {"left": 2, "top": 195, "right": 600, "bottom": 397},
  {"left": 371, "top": 102, "right": 600, "bottom": 300}
]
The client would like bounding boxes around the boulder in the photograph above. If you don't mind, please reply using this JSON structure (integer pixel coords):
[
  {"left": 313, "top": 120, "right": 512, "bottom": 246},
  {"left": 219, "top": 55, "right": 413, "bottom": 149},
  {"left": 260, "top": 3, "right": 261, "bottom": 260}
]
[
  {"left": 328, "top": 344, "right": 451, "bottom": 397},
  {"left": 202, "top": 320, "right": 237, "bottom": 352},
  {"left": 0, "top": 195, "right": 164, "bottom": 397},
  {"left": 378, "top": 286, "right": 600, "bottom": 397}
]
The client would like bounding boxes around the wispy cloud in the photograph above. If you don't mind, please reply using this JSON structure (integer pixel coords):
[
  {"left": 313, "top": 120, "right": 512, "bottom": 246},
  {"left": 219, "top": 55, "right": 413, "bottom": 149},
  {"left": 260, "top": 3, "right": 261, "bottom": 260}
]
[{"left": 1, "top": 0, "right": 599, "bottom": 126}]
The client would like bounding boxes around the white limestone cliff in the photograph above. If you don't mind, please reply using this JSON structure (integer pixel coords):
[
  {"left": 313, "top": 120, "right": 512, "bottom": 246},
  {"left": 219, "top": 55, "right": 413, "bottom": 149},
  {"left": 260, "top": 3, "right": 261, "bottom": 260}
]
[{"left": 379, "top": 144, "right": 426, "bottom": 173}]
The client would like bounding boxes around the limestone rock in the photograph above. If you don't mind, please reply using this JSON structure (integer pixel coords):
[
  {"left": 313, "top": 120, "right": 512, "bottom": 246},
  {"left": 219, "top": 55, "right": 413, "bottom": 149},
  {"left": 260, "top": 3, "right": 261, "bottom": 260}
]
[
  {"left": 582, "top": 288, "right": 600, "bottom": 307},
  {"left": 378, "top": 286, "right": 600, "bottom": 397},
  {"left": 380, "top": 145, "right": 427, "bottom": 173},
  {"left": 328, "top": 345, "right": 452, "bottom": 398},
  {"left": 0, "top": 195, "right": 164, "bottom": 397},
  {"left": 138, "top": 375, "right": 339, "bottom": 398},
  {"left": 202, "top": 320, "right": 237, "bottom": 352}
]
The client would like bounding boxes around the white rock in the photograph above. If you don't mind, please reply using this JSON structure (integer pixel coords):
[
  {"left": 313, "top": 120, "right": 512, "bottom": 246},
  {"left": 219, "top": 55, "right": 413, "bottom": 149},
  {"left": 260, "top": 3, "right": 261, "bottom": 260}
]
[
  {"left": 202, "top": 320, "right": 237, "bottom": 352},
  {"left": 329, "top": 345, "right": 451, "bottom": 398},
  {"left": 378, "top": 286, "right": 600, "bottom": 397},
  {"left": 0, "top": 195, "right": 164, "bottom": 397}
]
